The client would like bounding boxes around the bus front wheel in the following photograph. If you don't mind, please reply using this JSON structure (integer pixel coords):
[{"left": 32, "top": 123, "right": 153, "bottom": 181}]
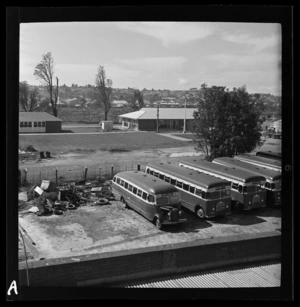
[
  {"left": 196, "top": 207, "right": 205, "bottom": 219},
  {"left": 154, "top": 218, "right": 163, "bottom": 230}
]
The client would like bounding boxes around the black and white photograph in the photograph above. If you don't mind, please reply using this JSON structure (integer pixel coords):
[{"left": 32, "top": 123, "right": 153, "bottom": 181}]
[{"left": 6, "top": 5, "right": 293, "bottom": 301}]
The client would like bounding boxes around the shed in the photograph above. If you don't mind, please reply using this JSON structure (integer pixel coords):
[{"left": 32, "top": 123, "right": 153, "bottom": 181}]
[{"left": 19, "top": 112, "right": 62, "bottom": 133}]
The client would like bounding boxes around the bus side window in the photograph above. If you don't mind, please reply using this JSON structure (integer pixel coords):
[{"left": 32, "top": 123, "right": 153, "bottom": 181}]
[
  {"left": 137, "top": 189, "right": 142, "bottom": 197},
  {"left": 142, "top": 192, "right": 147, "bottom": 200},
  {"left": 133, "top": 187, "right": 137, "bottom": 194},
  {"left": 201, "top": 191, "right": 206, "bottom": 199},
  {"left": 129, "top": 184, "right": 133, "bottom": 192},
  {"left": 170, "top": 178, "right": 176, "bottom": 185},
  {"left": 124, "top": 182, "right": 129, "bottom": 189},
  {"left": 146, "top": 168, "right": 150, "bottom": 174},
  {"left": 238, "top": 185, "right": 243, "bottom": 193},
  {"left": 113, "top": 176, "right": 116, "bottom": 182},
  {"left": 195, "top": 188, "right": 202, "bottom": 197},
  {"left": 165, "top": 176, "right": 170, "bottom": 183},
  {"left": 176, "top": 181, "right": 183, "bottom": 188},
  {"left": 270, "top": 183, "right": 275, "bottom": 190},
  {"left": 265, "top": 182, "right": 270, "bottom": 189},
  {"left": 148, "top": 194, "right": 155, "bottom": 203},
  {"left": 116, "top": 177, "right": 120, "bottom": 184},
  {"left": 149, "top": 170, "right": 154, "bottom": 175},
  {"left": 232, "top": 183, "right": 238, "bottom": 190},
  {"left": 183, "top": 183, "right": 189, "bottom": 191},
  {"left": 189, "top": 186, "right": 195, "bottom": 194},
  {"left": 159, "top": 173, "right": 164, "bottom": 180},
  {"left": 153, "top": 172, "right": 159, "bottom": 177},
  {"left": 120, "top": 180, "right": 125, "bottom": 187}
]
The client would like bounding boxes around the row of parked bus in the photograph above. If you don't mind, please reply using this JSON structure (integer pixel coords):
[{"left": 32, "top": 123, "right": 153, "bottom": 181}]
[{"left": 111, "top": 152, "right": 282, "bottom": 230}]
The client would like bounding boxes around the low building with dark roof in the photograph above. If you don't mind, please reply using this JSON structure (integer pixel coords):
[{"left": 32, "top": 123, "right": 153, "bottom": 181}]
[
  {"left": 118, "top": 107, "right": 197, "bottom": 131},
  {"left": 19, "top": 112, "right": 62, "bottom": 133}
]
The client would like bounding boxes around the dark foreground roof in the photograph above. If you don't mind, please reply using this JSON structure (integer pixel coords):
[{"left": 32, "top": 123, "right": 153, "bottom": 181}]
[{"left": 19, "top": 112, "right": 62, "bottom": 122}]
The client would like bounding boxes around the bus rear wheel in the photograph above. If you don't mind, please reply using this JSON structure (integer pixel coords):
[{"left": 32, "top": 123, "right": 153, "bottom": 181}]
[
  {"left": 121, "top": 197, "right": 128, "bottom": 209},
  {"left": 196, "top": 207, "right": 205, "bottom": 219},
  {"left": 154, "top": 217, "right": 163, "bottom": 230}
]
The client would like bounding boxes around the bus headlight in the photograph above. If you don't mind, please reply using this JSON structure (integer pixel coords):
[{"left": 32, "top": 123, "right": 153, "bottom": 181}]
[
  {"left": 179, "top": 210, "right": 183, "bottom": 215},
  {"left": 226, "top": 205, "right": 229, "bottom": 209},
  {"left": 248, "top": 201, "right": 252, "bottom": 205},
  {"left": 212, "top": 208, "right": 215, "bottom": 211}
]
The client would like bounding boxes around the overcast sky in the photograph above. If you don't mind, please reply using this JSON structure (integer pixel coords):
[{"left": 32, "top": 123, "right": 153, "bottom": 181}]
[{"left": 20, "top": 22, "right": 281, "bottom": 95}]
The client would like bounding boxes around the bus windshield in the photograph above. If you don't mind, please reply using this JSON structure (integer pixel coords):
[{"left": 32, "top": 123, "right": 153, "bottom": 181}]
[
  {"left": 271, "top": 180, "right": 281, "bottom": 191},
  {"left": 156, "top": 193, "right": 179, "bottom": 205},
  {"left": 205, "top": 189, "right": 230, "bottom": 200},
  {"left": 243, "top": 185, "right": 257, "bottom": 193}
]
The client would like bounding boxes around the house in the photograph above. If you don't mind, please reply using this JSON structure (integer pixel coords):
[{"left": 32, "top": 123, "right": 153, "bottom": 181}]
[
  {"left": 111, "top": 100, "right": 129, "bottom": 108},
  {"left": 19, "top": 112, "right": 62, "bottom": 133},
  {"left": 118, "top": 107, "right": 197, "bottom": 131}
]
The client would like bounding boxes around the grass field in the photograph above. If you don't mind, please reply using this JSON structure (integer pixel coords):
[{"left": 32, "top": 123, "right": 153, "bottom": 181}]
[{"left": 19, "top": 131, "right": 190, "bottom": 154}]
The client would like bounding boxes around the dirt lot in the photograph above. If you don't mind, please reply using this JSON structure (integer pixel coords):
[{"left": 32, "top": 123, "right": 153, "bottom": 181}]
[{"left": 19, "top": 200, "right": 281, "bottom": 261}]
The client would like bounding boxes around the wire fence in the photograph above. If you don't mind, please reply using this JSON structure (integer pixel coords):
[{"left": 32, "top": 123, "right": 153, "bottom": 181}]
[{"left": 19, "top": 162, "right": 147, "bottom": 187}]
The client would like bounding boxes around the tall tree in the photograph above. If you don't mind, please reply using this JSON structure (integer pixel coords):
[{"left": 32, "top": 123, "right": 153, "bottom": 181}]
[
  {"left": 95, "top": 66, "right": 112, "bottom": 120},
  {"left": 19, "top": 81, "right": 39, "bottom": 111},
  {"left": 34, "top": 52, "right": 59, "bottom": 117},
  {"left": 130, "top": 89, "right": 144, "bottom": 110},
  {"left": 193, "top": 84, "right": 264, "bottom": 161}
]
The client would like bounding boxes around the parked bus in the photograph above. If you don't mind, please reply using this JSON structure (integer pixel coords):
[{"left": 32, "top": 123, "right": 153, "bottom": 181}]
[
  {"left": 179, "top": 158, "right": 267, "bottom": 211},
  {"left": 145, "top": 161, "right": 231, "bottom": 219},
  {"left": 234, "top": 154, "right": 281, "bottom": 172},
  {"left": 111, "top": 171, "right": 187, "bottom": 230},
  {"left": 213, "top": 157, "right": 281, "bottom": 206},
  {"left": 256, "top": 151, "right": 281, "bottom": 160}
]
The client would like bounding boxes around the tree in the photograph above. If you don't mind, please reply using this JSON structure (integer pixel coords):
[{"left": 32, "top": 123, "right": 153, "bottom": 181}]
[
  {"left": 19, "top": 82, "right": 39, "bottom": 111},
  {"left": 95, "top": 66, "right": 112, "bottom": 120},
  {"left": 34, "top": 52, "right": 59, "bottom": 117},
  {"left": 130, "top": 89, "right": 144, "bottom": 110},
  {"left": 193, "top": 84, "right": 264, "bottom": 161}
]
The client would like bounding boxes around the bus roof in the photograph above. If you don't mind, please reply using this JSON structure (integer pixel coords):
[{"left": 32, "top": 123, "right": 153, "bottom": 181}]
[
  {"left": 256, "top": 151, "right": 281, "bottom": 160},
  {"left": 179, "top": 157, "right": 266, "bottom": 184},
  {"left": 213, "top": 157, "right": 281, "bottom": 181},
  {"left": 114, "top": 171, "right": 178, "bottom": 195},
  {"left": 234, "top": 154, "right": 282, "bottom": 170},
  {"left": 146, "top": 161, "right": 231, "bottom": 189}
]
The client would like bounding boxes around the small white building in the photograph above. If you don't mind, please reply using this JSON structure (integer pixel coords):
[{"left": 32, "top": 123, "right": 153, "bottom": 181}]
[{"left": 19, "top": 112, "right": 62, "bottom": 133}]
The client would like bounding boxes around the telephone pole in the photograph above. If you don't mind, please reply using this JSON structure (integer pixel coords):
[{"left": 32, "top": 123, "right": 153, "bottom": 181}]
[
  {"left": 156, "top": 102, "right": 160, "bottom": 133},
  {"left": 183, "top": 96, "right": 187, "bottom": 133}
]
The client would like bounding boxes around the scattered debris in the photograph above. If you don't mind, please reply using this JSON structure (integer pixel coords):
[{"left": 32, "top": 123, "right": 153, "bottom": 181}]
[
  {"left": 20, "top": 178, "right": 116, "bottom": 217},
  {"left": 34, "top": 186, "right": 44, "bottom": 196},
  {"left": 40, "top": 180, "right": 56, "bottom": 192},
  {"left": 28, "top": 206, "right": 39, "bottom": 213}
]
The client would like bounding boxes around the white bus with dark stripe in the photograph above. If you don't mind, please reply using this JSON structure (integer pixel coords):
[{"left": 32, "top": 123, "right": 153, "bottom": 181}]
[
  {"left": 179, "top": 158, "right": 267, "bottom": 211},
  {"left": 145, "top": 161, "right": 231, "bottom": 219},
  {"left": 213, "top": 157, "right": 281, "bottom": 207}
]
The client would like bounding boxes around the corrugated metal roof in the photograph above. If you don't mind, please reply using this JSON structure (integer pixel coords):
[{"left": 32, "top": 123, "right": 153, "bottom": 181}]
[
  {"left": 113, "top": 263, "right": 281, "bottom": 288},
  {"left": 119, "top": 108, "right": 197, "bottom": 120},
  {"left": 19, "top": 112, "right": 62, "bottom": 122}
]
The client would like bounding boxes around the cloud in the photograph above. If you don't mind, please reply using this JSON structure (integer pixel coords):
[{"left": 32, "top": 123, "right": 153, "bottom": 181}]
[
  {"left": 178, "top": 77, "right": 189, "bottom": 85},
  {"left": 222, "top": 31, "right": 281, "bottom": 52},
  {"left": 116, "top": 56, "right": 187, "bottom": 73},
  {"left": 117, "top": 22, "right": 215, "bottom": 46}
]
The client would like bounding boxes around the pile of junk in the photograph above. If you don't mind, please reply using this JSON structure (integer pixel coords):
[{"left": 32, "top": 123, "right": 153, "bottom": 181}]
[{"left": 19, "top": 179, "right": 115, "bottom": 216}]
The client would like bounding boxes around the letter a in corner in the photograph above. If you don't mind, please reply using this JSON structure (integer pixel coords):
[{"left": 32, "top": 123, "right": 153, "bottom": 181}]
[{"left": 7, "top": 280, "right": 18, "bottom": 296}]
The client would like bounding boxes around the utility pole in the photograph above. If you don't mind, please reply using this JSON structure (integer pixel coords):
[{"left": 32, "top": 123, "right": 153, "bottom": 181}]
[
  {"left": 156, "top": 102, "right": 159, "bottom": 133},
  {"left": 183, "top": 96, "right": 187, "bottom": 133}
]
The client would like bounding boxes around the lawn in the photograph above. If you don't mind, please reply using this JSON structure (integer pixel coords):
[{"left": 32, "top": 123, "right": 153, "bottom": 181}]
[
  {"left": 19, "top": 131, "right": 190, "bottom": 154},
  {"left": 172, "top": 134, "right": 196, "bottom": 140}
]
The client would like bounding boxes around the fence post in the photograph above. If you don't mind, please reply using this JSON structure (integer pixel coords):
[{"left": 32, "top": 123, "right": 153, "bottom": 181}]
[
  {"left": 55, "top": 169, "right": 58, "bottom": 185},
  {"left": 84, "top": 167, "right": 88, "bottom": 182},
  {"left": 111, "top": 166, "right": 114, "bottom": 178},
  {"left": 23, "top": 168, "right": 28, "bottom": 186}
]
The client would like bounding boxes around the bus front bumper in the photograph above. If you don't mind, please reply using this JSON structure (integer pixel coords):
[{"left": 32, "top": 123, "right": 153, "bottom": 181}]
[{"left": 162, "top": 218, "right": 187, "bottom": 225}]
